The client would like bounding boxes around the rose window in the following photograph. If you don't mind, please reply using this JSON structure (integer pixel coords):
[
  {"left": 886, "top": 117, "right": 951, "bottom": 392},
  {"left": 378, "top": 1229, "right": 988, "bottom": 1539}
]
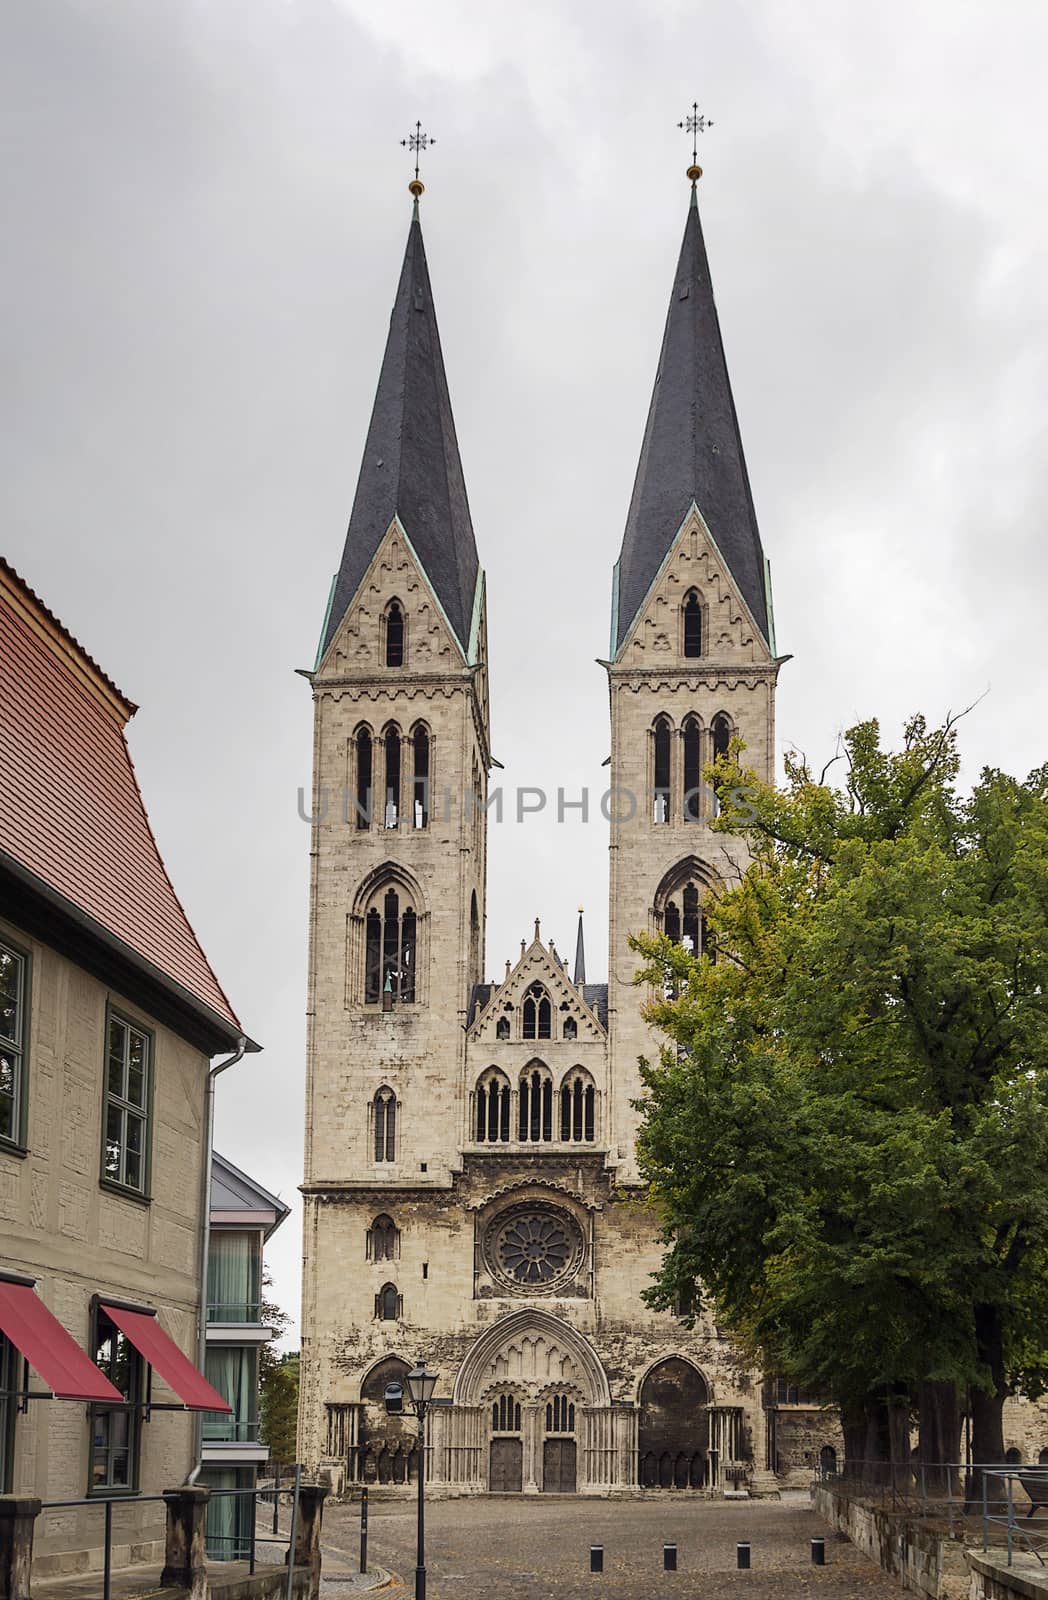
[{"left": 484, "top": 1203, "right": 585, "bottom": 1294}]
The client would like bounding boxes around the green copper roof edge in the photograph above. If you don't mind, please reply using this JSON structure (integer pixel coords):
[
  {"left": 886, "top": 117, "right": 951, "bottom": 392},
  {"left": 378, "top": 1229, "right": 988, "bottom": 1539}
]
[
  {"left": 467, "top": 567, "right": 486, "bottom": 666},
  {"left": 764, "top": 556, "right": 778, "bottom": 657},
  {"left": 314, "top": 574, "right": 338, "bottom": 673},
  {"left": 614, "top": 500, "right": 771, "bottom": 661},
  {"left": 609, "top": 561, "right": 621, "bottom": 661}
]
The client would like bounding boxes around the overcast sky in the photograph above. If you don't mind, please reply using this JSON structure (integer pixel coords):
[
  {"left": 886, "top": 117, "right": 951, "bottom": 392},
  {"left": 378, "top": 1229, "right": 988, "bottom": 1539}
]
[{"left": 4, "top": 0, "right": 1047, "bottom": 1343}]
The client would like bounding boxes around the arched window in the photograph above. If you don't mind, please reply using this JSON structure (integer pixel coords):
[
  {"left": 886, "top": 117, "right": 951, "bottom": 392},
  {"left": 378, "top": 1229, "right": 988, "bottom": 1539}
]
[
  {"left": 711, "top": 713, "right": 732, "bottom": 761},
  {"left": 492, "top": 1394, "right": 522, "bottom": 1432},
  {"left": 683, "top": 591, "right": 702, "bottom": 658},
  {"left": 376, "top": 1283, "right": 400, "bottom": 1321},
  {"left": 656, "top": 862, "right": 714, "bottom": 964},
  {"left": 373, "top": 1087, "right": 397, "bottom": 1162},
  {"left": 384, "top": 727, "right": 401, "bottom": 828},
  {"left": 412, "top": 725, "right": 429, "bottom": 828},
  {"left": 560, "top": 1069, "right": 596, "bottom": 1143},
  {"left": 518, "top": 1063, "right": 553, "bottom": 1142},
  {"left": 354, "top": 727, "right": 373, "bottom": 829},
  {"left": 368, "top": 1214, "right": 399, "bottom": 1261},
  {"left": 563, "top": 1016, "right": 577, "bottom": 1041},
  {"left": 682, "top": 716, "right": 702, "bottom": 823},
  {"left": 475, "top": 1069, "right": 511, "bottom": 1144},
  {"left": 385, "top": 602, "right": 405, "bottom": 668},
  {"left": 522, "top": 984, "right": 552, "bottom": 1041},
  {"left": 364, "top": 885, "right": 417, "bottom": 1004},
  {"left": 496, "top": 1016, "right": 510, "bottom": 1040},
  {"left": 1005, "top": 1447, "right": 1022, "bottom": 1465},
  {"left": 545, "top": 1395, "right": 576, "bottom": 1433},
  {"left": 653, "top": 717, "right": 672, "bottom": 823}
]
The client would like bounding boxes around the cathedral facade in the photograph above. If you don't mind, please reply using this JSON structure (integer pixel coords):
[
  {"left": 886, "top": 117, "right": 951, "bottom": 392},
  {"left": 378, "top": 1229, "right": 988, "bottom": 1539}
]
[{"left": 297, "top": 174, "right": 841, "bottom": 1496}]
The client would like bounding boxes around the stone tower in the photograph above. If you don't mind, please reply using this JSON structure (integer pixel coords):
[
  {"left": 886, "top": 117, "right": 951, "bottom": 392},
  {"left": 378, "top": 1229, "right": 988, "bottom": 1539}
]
[
  {"left": 605, "top": 179, "right": 783, "bottom": 1177},
  {"left": 299, "top": 181, "right": 836, "bottom": 1497}
]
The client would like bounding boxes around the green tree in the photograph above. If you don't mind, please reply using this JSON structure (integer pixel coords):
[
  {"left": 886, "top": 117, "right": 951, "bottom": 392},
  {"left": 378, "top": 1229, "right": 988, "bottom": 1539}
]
[
  {"left": 258, "top": 1273, "right": 298, "bottom": 1463},
  {"left": 633, "top": 715, "right": 1048, "bottom": 1476}
]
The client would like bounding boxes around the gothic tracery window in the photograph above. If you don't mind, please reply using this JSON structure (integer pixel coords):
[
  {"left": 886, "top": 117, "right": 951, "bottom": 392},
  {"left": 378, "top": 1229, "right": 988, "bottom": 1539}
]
[
  {"left": 385, "top": 601, "right": 405, "bottom": 668},
  {"left": 364, "top": 885, "right": 417, "bottom": 1004},
  {"left": 492, "top": 1394, "right": 522, "bottom": 1432},
  {"left": 368, "top": 1214, "right": 399, "bottom": 1261},
  {"left": 355, "top": 727, "right": 373, "bottom": 829},
  {"left": 518, "top": 1062, "right": 553, "bottom": 1142},
  {"left": 522, "top": 984, "right": 552, "bottom": 1041},
  {"left": 546, "top": 1394, "right": 576, "bottom": 1432},
  {"left": 653, "top": 716, "right": 672, "bottom": 823},
  {"left": 683, "top": 591, "right": 703, "bottom": 658},
  {"left": 682, "top": 716, "right": 702, "bottom": 823},
  {"left": 711, "top": 713, "right": 732, "bottom": 761},
  {"left": 373, "top": 1087, "right": 397, "bottom": 1163},
  {"left": 475, "top": 1069, "right": 511, "bottom": 1143},
  {"left": 412, "top": 724, "right": 430, "bottom": 828},
  {"left": 559, "top": 1069, "right": 596, "bottom": 1143}
]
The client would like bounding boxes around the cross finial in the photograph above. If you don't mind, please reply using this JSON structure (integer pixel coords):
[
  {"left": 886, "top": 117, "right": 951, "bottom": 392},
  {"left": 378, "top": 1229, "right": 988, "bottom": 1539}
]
[
  {"left": 678, "top": 101, "right": 713, "bottom": 185},
  {"left": 401, "top": 119, "right": 435, "bottom": 201}
]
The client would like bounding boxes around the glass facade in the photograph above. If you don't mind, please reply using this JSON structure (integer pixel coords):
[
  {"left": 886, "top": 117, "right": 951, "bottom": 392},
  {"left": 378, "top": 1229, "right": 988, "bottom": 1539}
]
[
  {"left": 200, "top": 1464, "right": 255, "bottom": 1561},
  {"left": 207, "top": 1231, "right": 262, "bottom": 1323},
  {"left": 203, "top": 1345, "right": 258, "bottom": 1442}
]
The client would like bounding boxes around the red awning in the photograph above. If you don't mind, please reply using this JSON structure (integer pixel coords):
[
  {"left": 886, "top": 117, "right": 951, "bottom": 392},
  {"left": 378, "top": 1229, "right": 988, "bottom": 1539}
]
[
  {"left": 0, "top": 1281, "right": 123, "bottom": 1403},
  {"left": 101, "top": 1304, "right": 231, "bottom": 1412}
]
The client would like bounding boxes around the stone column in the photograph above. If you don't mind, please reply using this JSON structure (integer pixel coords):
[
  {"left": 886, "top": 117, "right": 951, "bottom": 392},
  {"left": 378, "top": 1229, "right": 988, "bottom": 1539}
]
[
  {"left": 522, "top": 1404, "right": 541, "bottom": 1494},
  {"left": 288, "top": 1484, "right": 329, "bottom": 1600},
  {"left": 0, "top": 1496, "right": 41, "bottom": 1600},
  {"left": 613, "top": 1403, "right": 638, "bottom": 1491},
  {"left": 161, "top": 1486, "right": 210, "bottom": 1600}
]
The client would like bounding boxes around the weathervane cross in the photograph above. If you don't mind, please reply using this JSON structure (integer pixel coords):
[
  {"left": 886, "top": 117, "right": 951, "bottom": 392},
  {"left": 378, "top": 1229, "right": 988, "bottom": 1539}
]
[
  {"left": 678, "top": 101, "right": 713, "bottom": 175},
  {"left": 401, "top": 120, "right": 435, "bottom": 195}
]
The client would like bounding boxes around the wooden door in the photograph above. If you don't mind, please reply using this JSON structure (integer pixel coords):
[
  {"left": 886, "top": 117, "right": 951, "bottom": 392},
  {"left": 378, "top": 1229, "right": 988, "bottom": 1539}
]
[
  {"left": 489, "top": 1438, "right": 523, "bottom": 1492},
  {"left": 542, "top": 1438, "right": 577, "bottom": 1493}
]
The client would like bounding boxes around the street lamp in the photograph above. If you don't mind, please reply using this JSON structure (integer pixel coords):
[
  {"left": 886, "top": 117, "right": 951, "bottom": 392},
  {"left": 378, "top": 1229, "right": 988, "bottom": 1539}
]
[{"left": 405, "top": 1361, "right": 439, "bottom": 1600}]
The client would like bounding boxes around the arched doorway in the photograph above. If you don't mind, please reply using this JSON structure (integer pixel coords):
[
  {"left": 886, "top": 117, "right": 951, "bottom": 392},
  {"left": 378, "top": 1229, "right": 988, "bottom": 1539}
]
[{"left": 638, "top": 1358, "right": 709, "bottom": 1489}]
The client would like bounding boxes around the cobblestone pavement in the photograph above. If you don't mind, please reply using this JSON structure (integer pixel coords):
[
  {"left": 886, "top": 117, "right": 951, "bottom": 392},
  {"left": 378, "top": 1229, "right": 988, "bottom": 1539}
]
[{"left": 320, "top": 1495, "right": 904, "bottom": 1598}]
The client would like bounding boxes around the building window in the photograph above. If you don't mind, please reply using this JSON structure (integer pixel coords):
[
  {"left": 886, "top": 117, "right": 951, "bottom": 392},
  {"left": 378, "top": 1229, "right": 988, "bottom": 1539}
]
[
  {"left": 492, "top": 1394, "right": 522, "bottom": 1432},
  {"left": 376, "top": 1283, "right": 400, "bottom": 1321},
  {"left": 207, "top": 1231, "right": 262, "bottom": 1323},
  {"left": 559, "top": 1071, "right": 596, "bottom": 1143},
  {"left": 664, "top": 882, "right": 702, "bottom": 954},
  {"left": 201, "top": 1464, "right": 254, "bottom": 1561},
  {"left": 364, "top": 887, "right": 417, "bottom": 1004},
  {"left": 368, "top": 1214, "right": 399, "bottom": 1261},
  {"left": 102, "top": 1013, "right": 151, "bottom": 1196},
  {"left": 546, "top": 1394, "right": 575, "bottom": 1433},
  {"left": 522, "top": 984, "right": 551, "bottom": 1041},
  {"left": 475, "top": 1070, "right": 511, "bottom": 1143},
  {"left": 385, "top": 601, "right": 405, "bottom": 667},
  {"left": 682, "top": 716, "right": 702, "bottom": 823},
  {"left": 373, "top": 1088, "right": 397, "bottom": 1163},
  {"left": 0, "top": 1335, "right": 16, "bottom": 1493},
  {"left": 518, "top": 1064, "right": 553, "bottom": 1143},
  {"left": 0, "top": 941, "right": 27, "bottom": 1148},
  {"left": 355, "top": 727, "right": 373, "bottom": 829},
  {"left": 383, "top": 727, "right": 401, "bottom": 828},
  {"left": 496, "top": 1016, "right": 510, "bottom": 1040},
  {"left": 412, "top": 726, "right": 430, "bottom": 828},
  {"left": 683, "top": 591, "right": 703, "bottom": 658},
  {"left": 711, "top": 713, "right": 732, "bottom": 761},
  {"left": 203, "top": 1345, "right": 258, "bottom": 1443},
  {"left": 653, "top": 717, "right": 672, "bottom": 823},
  {"left": 563, "top": 1017, "right": 577, "bottom": 1041},
  {"left": 91, "top": 1308, "right": 143, "bottom": 1492}
]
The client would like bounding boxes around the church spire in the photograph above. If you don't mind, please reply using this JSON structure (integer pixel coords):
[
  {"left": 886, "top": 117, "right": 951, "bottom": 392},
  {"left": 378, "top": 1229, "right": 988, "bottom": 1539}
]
[
  {"left": 611, "top": 172, "right": 769, "bottom": 656},
  {"left": 573, "top": 907, "right": 586, "bottom": 986},
  {"left": 318, "top": 197, "right": 480, "bottom": 663}
]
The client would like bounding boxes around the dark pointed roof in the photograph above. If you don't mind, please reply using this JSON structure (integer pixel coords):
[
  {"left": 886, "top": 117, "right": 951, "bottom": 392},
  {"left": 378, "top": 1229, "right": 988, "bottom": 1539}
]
[
  {"left": 320, "top": 205, "right": 480, "bottom": 661},
  {"left": 573, "top": 909, "right": 586, "bottom": 986},
  {"left": 612, "top": 185, "right": 769, "bottom": 655}
]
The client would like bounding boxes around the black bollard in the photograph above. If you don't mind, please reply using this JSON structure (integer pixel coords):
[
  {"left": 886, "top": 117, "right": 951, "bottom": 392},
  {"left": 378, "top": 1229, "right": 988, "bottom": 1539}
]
[
  {"left": 590, "top": 1545, "right": 604, "bottom": 1573},
  {"left": 359, "top": 1485, "right": 369, "bottom": 1575},
  {"left": 811, "top": 1537, "right": 825, "bottom": 1566},
  {"left": 664, "top": 1543, "right": 678, "bottom": 1571},
  {"left": 737, "top": 1542, "right": 751, "bottom": 1570}
]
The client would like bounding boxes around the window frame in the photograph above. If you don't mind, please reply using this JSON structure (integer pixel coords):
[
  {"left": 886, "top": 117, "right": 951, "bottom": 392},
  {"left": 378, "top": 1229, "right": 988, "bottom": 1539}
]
[
  {"left": 0, "top": 1333, "right": 18, "bottom": 1493},
  {"left": 100, "top": 1006, "right": 154, "bottom": 1202},
  {"left": 0, "top": 935, "right": 31, "bottom": 1154},
  {"left": 88, "top": 1302, "right": 144, "bottom": 1497}
]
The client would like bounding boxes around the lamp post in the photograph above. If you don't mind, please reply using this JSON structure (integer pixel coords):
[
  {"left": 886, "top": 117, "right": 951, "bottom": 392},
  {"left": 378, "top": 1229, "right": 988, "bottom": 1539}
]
[{"left": 405, "top": 1361, "right": 438, "bottom": 1600}]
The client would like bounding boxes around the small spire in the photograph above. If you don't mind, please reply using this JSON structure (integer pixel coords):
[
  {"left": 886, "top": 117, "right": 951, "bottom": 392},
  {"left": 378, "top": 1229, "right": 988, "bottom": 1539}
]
[
  {"left": 534, "top": 916, "right": 541, "bottom": 944},
  {"left": 505, "top": 958, "right": 511, "bottom": 979},
  {"left": 520, "top": 938, "right": 526, "bottom": 957},
  {"left": 573, "top": 907, "right": 587, "bottom": 986}
]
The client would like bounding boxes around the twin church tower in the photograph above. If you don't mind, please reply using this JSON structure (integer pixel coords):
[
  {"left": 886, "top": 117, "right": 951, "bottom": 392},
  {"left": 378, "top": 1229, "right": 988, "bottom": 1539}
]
[{"left": 298, "top": 163, "right": 824, "bottom": 1495}]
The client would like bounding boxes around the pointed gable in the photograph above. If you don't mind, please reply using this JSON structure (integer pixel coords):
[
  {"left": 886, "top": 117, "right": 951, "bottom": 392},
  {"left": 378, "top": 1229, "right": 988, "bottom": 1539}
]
[
  {"left": 613, "top": 184, "right": 769, "bottom": 657},
  {"left": 468, "top": 936, "right": 606, "bottom": 1045},
  {"left": 319, "top": 205, "right": 480, "bottom": 664}
]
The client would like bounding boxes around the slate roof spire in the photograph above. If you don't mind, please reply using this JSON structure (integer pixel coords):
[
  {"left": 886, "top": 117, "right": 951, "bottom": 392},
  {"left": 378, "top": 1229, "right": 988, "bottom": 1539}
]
[
  {"left": 612, "top": 175, "right": 769, "bottom": 656},
  {"left": 319, "top": 198, "right": 480, "bottom": 662},
  {"left": 573, "top": 906, "right": 586, "bottom": 986}
]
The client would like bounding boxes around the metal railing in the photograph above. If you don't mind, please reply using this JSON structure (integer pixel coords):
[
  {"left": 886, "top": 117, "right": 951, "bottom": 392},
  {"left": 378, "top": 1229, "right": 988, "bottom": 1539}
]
[
  {"left": 37, "top": 1463, "right": 303, "bottom": 1600},
  {"left": 817, "top": 1460, "right": 1048, "bottom": 1566}
]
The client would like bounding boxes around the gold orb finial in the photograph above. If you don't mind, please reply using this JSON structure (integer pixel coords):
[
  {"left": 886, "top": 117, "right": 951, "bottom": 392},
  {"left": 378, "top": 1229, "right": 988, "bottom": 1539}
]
[
  {"left": 687, "top": 163, "right": 703, "bottom": 184},
  {"left": 408, "top": 178, "right": 424, "bottom": 199}
]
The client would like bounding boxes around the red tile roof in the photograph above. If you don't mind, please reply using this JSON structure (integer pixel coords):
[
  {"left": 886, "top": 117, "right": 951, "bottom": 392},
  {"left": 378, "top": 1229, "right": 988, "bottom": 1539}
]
[{"left": 0, "top": 559, "right": 244, "bottom": 1037}]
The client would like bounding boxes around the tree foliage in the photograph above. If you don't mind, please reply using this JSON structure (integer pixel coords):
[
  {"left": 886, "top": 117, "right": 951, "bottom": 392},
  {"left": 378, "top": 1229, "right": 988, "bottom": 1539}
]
[
  {"left": 258, "top": 1271, "right": 298, "bottom": 1463},
  {"left": 633, "top": 715, "right": 1048, "bottom": 1466}
]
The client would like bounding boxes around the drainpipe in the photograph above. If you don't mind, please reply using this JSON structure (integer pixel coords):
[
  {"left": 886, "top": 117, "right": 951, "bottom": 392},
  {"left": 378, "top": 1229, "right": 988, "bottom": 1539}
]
[{"left": 188, "top": 1037, "right": 248, "bottom": 1483}]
